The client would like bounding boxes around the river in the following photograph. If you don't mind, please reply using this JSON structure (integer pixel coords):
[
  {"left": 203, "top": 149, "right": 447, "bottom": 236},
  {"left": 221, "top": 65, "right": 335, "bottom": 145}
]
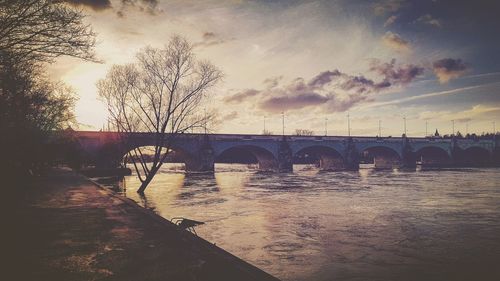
[{"left": 98, "top": 164, "right": 500, "bottom": 281}]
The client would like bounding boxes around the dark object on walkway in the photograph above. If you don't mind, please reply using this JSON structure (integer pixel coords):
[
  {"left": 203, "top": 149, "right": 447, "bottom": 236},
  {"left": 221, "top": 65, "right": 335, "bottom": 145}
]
[{"left": 172, "top": 217, "right": 205, "bottom": 235}]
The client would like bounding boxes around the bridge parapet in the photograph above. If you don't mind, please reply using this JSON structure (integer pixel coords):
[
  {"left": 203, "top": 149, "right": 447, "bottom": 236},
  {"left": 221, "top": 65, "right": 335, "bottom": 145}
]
[{"left": 73, "top": 131, "right": 499, "bottom": 172}]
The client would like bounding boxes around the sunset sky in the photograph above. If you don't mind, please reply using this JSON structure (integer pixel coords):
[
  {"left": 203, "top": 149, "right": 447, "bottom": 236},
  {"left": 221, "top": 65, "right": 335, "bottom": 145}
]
[{"left": 51, "top": 0, "right": 500, "bottom": 136}]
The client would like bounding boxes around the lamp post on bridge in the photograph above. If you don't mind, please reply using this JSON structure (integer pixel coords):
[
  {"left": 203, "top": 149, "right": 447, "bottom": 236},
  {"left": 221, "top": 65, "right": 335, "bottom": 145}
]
[
  {"left": 452, "top": 119, "right": 455, "bottom": 136},
  {"left": 204, "top": 107, "right": 207, "bottom": 134},
  {"left": 378, "top": 119, "right": 381, "bottom": 137},
  {"left": 281, "top": 111, "right": 285, "bottom": 136},
  {"left": 403, "top": 115, "right": 407, "bottom": 136},
  {"left": 325, "top": 117, "right": 328, "bottom": 136},
  {"left": 425, "top": 121, "right": 428, "bottom": 137},
  {"left": 347, "top": 112, "right": 351, "bottom": 137}
]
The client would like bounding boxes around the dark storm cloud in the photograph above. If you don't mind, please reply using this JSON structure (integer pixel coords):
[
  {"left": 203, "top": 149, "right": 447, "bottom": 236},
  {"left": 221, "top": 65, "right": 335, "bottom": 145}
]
[
  {"left": 63, "top": 0, "right": 111, "bottom": 11},
  {"left": 224, "top": 59, "right": 422, "bottom": 113},
  {"left": 432, "top": 58, "right": 468, "bottom": 83}
]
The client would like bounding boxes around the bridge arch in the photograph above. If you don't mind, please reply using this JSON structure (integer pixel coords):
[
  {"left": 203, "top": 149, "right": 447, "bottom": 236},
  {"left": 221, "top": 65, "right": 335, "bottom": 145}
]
[
  {"left": 460, "top": 146, "right": 491, "bottom": 166},
  {"left": 121, "top": 144, "right": 196, "bottom": 172},
  {"left": 361, "top": 145, "right": 401, "bottom": 169},
  {"left": 293, "top": 145, "right": 345, "bottom": 171},
  {"left": 214, "top": 145, "right": 278, "bottom": 171},
  {"left": 415, "top": 146, "right": 451, "bottom": 167}
]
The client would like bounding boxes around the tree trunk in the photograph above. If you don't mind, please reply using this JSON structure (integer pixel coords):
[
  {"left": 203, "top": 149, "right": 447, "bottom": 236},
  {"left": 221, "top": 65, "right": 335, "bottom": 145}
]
[{"left": 137, "top": 165, "right": 160, "bottom": 193}]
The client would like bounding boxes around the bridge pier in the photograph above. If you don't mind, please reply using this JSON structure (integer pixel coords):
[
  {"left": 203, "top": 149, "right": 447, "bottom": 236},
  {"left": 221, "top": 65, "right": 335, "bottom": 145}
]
[
  {"left": 344, "top": 138, "right": 360, "bottom": 170},
  {"left": 419, "top": 158, "right": 452, "bottom": 168},
  {"left": 494, "top": 147, "right": 500, "bottom": 166},
  {"left": 184, "top": 137, "right": 215, "bottom": 173},
  {"left": 401, "top": 137, "right": 416, "bottom": 169},
  {"left": 277, "top": 138, "right": 293, "bottom": 172},
  {"left": 373, "top": 157, "right": 399, "bottom": 169},
  {"left": 319, "top": 158, "right": 347, "bottom": 171}
]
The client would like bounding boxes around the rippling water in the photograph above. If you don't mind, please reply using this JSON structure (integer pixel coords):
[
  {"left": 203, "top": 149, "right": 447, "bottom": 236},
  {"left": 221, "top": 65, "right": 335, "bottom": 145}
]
[{"left": 100, "top": 164, "right": 500, "bottom": 281}]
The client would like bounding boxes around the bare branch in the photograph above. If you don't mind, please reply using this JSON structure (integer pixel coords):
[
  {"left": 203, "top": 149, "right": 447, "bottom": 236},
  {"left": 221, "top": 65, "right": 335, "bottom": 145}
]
[
  {"left": 0, "top": 0, "right": 98, "bottom": 64},
  {"left": 97, "top": 35, "right": 223, "bottom": 193}
]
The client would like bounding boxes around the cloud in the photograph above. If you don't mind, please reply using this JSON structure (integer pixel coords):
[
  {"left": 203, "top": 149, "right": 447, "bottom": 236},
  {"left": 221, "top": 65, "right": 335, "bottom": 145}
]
[
  {"left": 382, "top": 31, "right": 411, "bottom": 52},
  {"left": 119, "top": 0, "right": 159, "bottom": 16},
  {"left": 64, "top": 0, "right": 158, "bottom": 14},
  {"left": 223, "top": 89, "right": 260, "bottom": 103},
  {"left": 63, "top": 0, "right": 111, "bottom": 11},
  {"left": 432, "top": 58, "right": 468, "bottom": 83},
  {"left": 373, "top": 0, "right": 406, "bottom": 16},
  {"left": 193, "top": 32, "right": 227, "bottom": 48},
  {"left": 121, "top": 0, "right": 158, "bottom": 8},
  {"left": 203, "top": 32, "right": 216, "bottom": 40},
  {"left": 324, "top": 93, "right": 370, "bottom": 112},
  {"left": 417, "top": 14, "right": 441, "bottom": 28},
  {"left": 224, "top": 59, "right": 422, "bottom": 113},
  {"left": 260, "top": 92, "right": 331, "bottom": 113},
  {"left": 419, "top": 105, "right": 500, "bottom": 123},
  {"left": 362, "top": 82, "right": 500, "bottom": 109},
  {"left": 223, "top": 111, "right": 238, "bottom": 120},
  {"left": 307, "top": 70, "right": 342, "bottom": 88},
  {"left": 263, "top": 76, "right": 283, "bottom": 89},
  {"left": 384, "top": 15, "right": 398, "bottom": 27},
  {"left": 369, "top": 58, "right": 424, "bottom": 86}
]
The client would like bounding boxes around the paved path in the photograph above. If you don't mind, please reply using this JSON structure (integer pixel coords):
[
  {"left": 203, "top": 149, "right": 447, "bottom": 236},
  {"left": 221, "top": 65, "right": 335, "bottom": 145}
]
[{"left": 9, "top": 168, "right": 279, "bottom": 281}]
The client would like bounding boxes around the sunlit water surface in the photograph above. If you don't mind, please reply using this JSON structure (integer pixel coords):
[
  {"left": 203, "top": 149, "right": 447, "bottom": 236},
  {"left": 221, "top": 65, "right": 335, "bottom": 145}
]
[{"left": 99, "top": 164, "right": 500, "bottom": 281}]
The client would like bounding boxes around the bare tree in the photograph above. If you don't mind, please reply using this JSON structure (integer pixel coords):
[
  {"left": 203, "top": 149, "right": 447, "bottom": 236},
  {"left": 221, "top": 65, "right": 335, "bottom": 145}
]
[
  {"left": 97, "top": 36, "right": 223, "bottom": 193},
  {"left": 295, "top": 129, "right": 314, "bottom": 136},
  {"left": 0, "top": 0, "right": 97, "bottom": 63},
  {"left": 262, "top": 129, "right": 274, "bottom": 135}
]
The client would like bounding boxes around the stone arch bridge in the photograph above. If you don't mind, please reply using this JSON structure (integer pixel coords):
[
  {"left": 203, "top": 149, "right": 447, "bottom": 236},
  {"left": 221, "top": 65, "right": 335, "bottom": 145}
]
[{"left": 75, "top": 131, "right": 500, "bottom": 172}]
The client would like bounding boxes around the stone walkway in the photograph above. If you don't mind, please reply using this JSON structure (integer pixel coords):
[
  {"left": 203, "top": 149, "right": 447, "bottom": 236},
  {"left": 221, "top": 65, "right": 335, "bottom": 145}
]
[{"left": 9, "top": 168, "right": 279, "bottom": 281}]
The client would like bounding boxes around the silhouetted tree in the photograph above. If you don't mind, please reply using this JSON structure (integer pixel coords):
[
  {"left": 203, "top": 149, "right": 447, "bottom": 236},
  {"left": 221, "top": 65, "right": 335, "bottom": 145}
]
[
  {"left": 295, "top": 129, "right": 314, "bottom": 136},
  {"left": 0, "top": 0, "right": 97, "bottom": 64},
  {"left": 262, "top": 129, "right": 273, "bottom": 135},
  {"left": 0, "top": 0, "right": 96, "bottom": 178},
  {"left": 98, "top": 35, "right": 222, "bottom": 193},
  {"left": 0, "top": 55, "right": 77, "bottom": 175}
]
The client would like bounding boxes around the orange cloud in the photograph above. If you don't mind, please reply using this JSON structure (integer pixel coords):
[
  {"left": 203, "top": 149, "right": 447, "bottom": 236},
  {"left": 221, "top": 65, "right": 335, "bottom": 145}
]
[{"left": 382, "top": 31, "right": 411, "bottom": 53}]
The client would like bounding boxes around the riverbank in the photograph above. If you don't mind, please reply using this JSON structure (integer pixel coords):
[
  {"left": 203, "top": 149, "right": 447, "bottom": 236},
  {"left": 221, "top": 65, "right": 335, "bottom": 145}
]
[{"left": 8, "top": 167, "right": 279, "bottom": 281}]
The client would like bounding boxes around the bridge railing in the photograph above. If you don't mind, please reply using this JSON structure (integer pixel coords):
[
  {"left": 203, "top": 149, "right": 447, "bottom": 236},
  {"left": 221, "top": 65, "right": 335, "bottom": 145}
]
[{"left": 74, "top": 131, "right": 496, "bottom": 146}]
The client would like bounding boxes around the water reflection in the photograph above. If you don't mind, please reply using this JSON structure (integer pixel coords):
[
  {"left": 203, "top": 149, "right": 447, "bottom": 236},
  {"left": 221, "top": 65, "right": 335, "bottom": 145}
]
[{"left": 97, "top": 164, "right": 500, "bottom": 281}]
